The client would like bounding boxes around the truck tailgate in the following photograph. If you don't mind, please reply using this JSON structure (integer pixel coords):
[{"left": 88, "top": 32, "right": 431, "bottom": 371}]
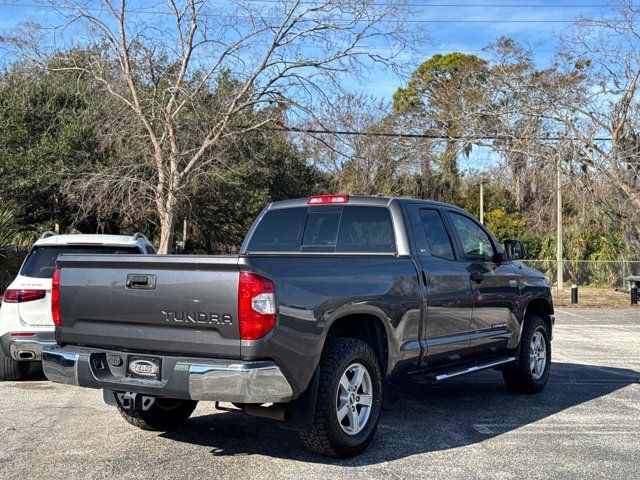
[{"left": 55, "top": 255, "right": 241, "bottom": 358}]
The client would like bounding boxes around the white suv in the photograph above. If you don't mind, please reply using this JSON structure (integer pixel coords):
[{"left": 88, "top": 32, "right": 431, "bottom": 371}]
[{"left": 0, "top": 232, "right": 155, "bottom": 380}]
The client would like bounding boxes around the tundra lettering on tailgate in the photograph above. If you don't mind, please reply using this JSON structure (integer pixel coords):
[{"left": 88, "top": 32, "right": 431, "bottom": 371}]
[{"left": 161, "top": 310, "right": 233, "bottom": 325}]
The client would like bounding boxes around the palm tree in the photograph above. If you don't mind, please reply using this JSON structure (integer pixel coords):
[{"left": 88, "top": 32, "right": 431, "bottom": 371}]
[{"left": 0, "top": 209, "right": 17, "bottom": 249}]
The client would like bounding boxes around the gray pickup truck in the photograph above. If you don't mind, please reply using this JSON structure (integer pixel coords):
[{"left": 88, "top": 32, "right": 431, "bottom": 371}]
[{"left": 43, "top": 195, "right": 554, "bottom": 457}]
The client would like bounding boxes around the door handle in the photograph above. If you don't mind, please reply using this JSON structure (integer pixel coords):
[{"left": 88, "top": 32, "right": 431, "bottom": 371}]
[
  {"left": 126, "top": 274, "right": 156, "bottom": 290},
  {"left": 470, "top": 271, "right": 484, "bottom": 283}
]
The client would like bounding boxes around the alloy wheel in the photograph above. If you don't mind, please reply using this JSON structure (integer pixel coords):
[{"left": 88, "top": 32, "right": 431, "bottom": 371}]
[
  {"left": 336, "top": 362, "right": 373, "bottom": 435},
  {"left": 529, "top": 330, "right": 547, "bottom": 380}
]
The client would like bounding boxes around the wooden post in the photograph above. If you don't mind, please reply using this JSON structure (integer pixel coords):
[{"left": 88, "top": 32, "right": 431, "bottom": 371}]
[
  {"left": 183, "top": 218, "right": 188, "bottom": 244},
  {"left": 480, "top": 181, "right": 484, "bottom": 224},
  {"left": 557, "top": 159, "right": 563, "bottom": 293}
]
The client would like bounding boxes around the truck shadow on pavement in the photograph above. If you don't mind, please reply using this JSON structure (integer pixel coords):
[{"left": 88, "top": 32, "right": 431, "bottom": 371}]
[
  {"left": 161, "top": 361, "right": 639, "bottom": 465},
  {"left": 22, "top": 362, "right": 47, "bottom": 381}
]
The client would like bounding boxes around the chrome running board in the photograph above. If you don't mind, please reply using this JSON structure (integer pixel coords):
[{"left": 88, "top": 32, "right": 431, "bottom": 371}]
[{"left": 427, "top": 357, "right": 517, "bottom": 382}]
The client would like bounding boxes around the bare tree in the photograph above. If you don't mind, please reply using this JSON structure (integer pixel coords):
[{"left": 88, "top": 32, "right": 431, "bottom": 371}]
[
  {"left": 6, "top": 0, "right": 411, "bottom": 252},
  {"left": 300, "top": 93, "right": 413, "bottom": 194},
  {"left": 551, "top": 2, "right": 640, "bottom": 250}
]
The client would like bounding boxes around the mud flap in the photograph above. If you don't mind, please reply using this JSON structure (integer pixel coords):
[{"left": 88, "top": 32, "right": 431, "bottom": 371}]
[{"left": 278, "top": 367, "right": 320, "bottom": 431}]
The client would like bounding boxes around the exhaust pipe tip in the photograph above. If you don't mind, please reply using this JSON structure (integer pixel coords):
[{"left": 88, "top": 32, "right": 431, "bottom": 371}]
[{"left": 17, "top": 350, "right": 36, "bottom": 360}]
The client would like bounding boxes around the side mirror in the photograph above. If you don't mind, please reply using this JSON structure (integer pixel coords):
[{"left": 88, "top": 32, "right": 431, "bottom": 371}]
[{"left": 504, "top": 240, "right": 526, "bottom": 260}]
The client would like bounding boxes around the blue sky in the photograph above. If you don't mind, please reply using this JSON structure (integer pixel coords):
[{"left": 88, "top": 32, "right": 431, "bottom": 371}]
[
  {"left": 0, "top": 1, "right": 621, "bottom": 172},
  {"left": 0, "top": 1, "right": 621, "bottom": 101},
  {"left": 353, "top": 0, "right": 620, "bottom": 99}
]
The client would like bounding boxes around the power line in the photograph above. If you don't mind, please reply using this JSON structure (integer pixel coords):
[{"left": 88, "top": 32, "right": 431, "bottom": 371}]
[
  {"left": 0, "top": 105, "right": 614, "bottom": 141},
  {"left": 4, "top": 0, "right": 630, "bottom": 9},
  {"left": 246, "top": 1, "right": 631, "bottom": 7},
  {"left": 260, "top": 124, "right": 613, "bottom": 141},
  {"left": 0, "top": 1, "right": 630, "bottom": 23}
]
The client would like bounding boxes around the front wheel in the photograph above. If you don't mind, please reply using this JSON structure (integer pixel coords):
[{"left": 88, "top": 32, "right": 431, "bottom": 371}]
[
  {"left": 118, "top": 397, "right": 198, "bottom": 431},
  {"left": 503, "top": 315, "right": 551, "bottom": 393},
  {"left": 0, "top": 349, "right": 29, "bottom": 381},
  {"left": 299, "top": 337, "right": 383, "bottom": 458}
]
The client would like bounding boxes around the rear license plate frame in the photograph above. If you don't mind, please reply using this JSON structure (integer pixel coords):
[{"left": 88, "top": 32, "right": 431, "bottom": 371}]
[{"left": 127, "top": 355, "right": 162, "bottom": 381}]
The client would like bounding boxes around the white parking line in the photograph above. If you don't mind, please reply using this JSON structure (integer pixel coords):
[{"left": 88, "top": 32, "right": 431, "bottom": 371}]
[
  {"left": 473, "top": 423, "right": 640, "bottom": 435},
  {"left": 555, "top": 309, "right": 584, "bottom": 318},
  {"left": 558, "top": 324, "right": 640, "bottom": 328}
]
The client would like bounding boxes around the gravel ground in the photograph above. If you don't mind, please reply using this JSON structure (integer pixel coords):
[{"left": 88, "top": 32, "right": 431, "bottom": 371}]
[{"left": 0, "top": 307, "right": 638, "bottom": 479}]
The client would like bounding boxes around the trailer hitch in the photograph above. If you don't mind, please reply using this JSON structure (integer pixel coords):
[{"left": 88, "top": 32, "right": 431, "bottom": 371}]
[{"left": 116, "top": 392, "right": 156, "bottom": 411}]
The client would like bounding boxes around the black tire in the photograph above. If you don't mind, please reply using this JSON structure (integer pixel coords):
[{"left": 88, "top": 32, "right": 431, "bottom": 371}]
[
  {"left": 0, "top": 349, "right": 29, "bottom": 381},
  {"left": 118, "top": 397, "right": 198, "bottom": 431},
  {"left": 503, "top": 315, "right": 551, "bottom": 393},
  {"left": 299, "top": 337, "right": 383, "bottom": 458}
]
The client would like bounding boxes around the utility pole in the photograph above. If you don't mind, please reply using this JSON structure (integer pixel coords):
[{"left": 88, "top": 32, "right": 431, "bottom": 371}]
[
  {"left": 556, "top": 158, "right": 563, "bottom": 293},
  {"left": 480, "top": 181, "right": 485, "bottom": 224},
  {"left": 183, "top": 218, "right": 188, "bottom": 244},
  {"left": 474, "top": 176, "right": 488, "bottom": 224}
]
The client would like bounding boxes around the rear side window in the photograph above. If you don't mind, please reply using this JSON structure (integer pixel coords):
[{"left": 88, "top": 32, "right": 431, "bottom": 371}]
[
  {"left": 418, "top": 209, "right": 455, "bottom": 260},
  {"left": 247, "top": 206, "right": 396, "bottom": 253},
  {"left": 20, "top": 245, "right": 141, "bottom": 279}
]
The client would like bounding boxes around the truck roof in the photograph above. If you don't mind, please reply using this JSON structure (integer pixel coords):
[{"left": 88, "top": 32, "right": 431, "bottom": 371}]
[
  {"left": 34, "top": 234, "right": 145, "bottom": 248},
  {"left": 268, "top": 195, "right": 467, "bottom": 212}
]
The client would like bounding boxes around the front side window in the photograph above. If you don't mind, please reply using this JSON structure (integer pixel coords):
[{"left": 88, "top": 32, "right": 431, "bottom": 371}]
[{"left": 450, "top": 212, "right": 495, "bottom": 262}]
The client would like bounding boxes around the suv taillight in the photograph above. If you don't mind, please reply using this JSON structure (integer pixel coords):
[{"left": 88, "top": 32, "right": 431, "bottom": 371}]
[
  {"left": 51, "top": 268, "right": 61, "bottom": 327},
  {"left": 2, "top": 289, "right": 46, "bottom": 303},
  {"left": 238, "top": 272, "right": 276, "bottom": 340}
]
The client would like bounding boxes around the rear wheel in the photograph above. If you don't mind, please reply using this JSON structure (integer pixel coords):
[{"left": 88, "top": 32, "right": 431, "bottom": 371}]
[
  {"left": 299, "top": 337, "right": 382, "bottom": 458},
  {"left": 118, "top": 397, "right": 198, "bottom": 431},
  {"left": 0, "top": 350, "right": 29, "bottom": 381},
  {"left": 502, "top": 315, "right": 551, "bottom": 393}
]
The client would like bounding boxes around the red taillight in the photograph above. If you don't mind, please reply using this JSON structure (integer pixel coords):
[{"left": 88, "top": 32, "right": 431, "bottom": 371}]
[
  {"left": 238, "top": 272, "right": 276, "bottom": 340},
  {"left": 2, "top": 289, "right": 46, "bottom": 303},
  {"left": 307, "top": 194, "right": 349, "bottom": 205},
  {"left": 2, "top": 289, "right": 20, "bottom": 303},
  {"left": 52, "top": 268, "right": 61, "bottom": 327}
]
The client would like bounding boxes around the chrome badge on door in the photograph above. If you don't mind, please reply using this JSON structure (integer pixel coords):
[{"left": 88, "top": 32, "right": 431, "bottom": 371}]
[{"left": 128, "top": 357, "right": 161, "bottom": 380}]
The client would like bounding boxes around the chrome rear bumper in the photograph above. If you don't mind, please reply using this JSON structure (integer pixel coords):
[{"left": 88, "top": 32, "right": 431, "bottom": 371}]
[{"left": 42, "top": 345, "right": 293, "bottom": 404}]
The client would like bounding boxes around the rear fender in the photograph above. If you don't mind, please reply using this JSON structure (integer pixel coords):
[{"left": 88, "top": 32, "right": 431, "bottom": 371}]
[{"left": 324, "top": 304, "right": 395, "bottom": 375}]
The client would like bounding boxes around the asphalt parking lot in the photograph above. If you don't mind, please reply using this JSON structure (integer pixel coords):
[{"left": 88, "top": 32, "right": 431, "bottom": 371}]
[{"left": 1, "top": 307, "right": 638, "bottom": 480}]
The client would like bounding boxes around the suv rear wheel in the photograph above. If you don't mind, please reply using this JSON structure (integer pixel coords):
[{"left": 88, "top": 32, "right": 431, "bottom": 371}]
[
  {"left": 299, "top": 337, "right": 383, "bottom": 457},
  {"left": 118, "top": 397, "right": 198, "bottom": 431},
  {"left": 502, "top": 314, "right": 551, "bottom": 393},
  {"left": 0, "top": 350, "right": 29, "bottom": 381}
]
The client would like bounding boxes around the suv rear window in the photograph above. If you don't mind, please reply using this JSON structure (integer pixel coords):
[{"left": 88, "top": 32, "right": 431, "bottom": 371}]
[
  {"left": 20, "top": 245, "right": 141, "bottom": 279},
  {"left": 246, "top": 206, "right": 396, "bottom": 253}
]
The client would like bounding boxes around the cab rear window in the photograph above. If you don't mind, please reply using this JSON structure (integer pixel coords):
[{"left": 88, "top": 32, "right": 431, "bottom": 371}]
[
  {"left": 20, "top": 245, "right": 141, "bottom": 279},
  {"left": 246, "top": 206, "right": 396, "bottom": 254}
]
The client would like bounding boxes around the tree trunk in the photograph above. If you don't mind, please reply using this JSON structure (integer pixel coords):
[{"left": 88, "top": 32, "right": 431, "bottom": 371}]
[{"left": 157, "top": 197, "right": 177, "bottom": 254}]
